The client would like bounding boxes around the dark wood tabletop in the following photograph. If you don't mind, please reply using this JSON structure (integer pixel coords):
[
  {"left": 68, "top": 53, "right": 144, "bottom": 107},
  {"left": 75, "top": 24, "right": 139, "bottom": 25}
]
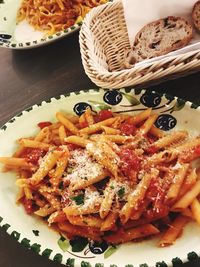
[{"left": 0, "top": 31, "right": 200, "bottom": 267}]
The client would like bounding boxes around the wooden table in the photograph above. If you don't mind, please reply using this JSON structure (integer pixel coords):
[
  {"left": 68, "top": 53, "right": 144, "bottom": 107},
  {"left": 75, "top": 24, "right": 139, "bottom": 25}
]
[{"left": 0, "top": 31, "right": 200, "bottom": 267}]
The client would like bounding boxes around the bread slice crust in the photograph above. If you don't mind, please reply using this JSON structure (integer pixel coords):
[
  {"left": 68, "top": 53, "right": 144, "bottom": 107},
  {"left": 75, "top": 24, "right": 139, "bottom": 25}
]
[
  {"left": 126, "top": 16, "right": 193, "bottom": 65},
  {"left": 192, "top": 1, "right": 200, "bottom": 31}
]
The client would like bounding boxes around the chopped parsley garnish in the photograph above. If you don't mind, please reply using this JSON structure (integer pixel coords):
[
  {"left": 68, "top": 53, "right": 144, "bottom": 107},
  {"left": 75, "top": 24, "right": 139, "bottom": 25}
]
[
  {"left": 58, "top": 181, "right": 64, "bottom": 190},
  {"left": 117, "top": 187, "right": 125, "bottom": 198},
  {"left": 110, "top": 185, "right": 114, "bottom": 190},
  {"left": 67, "top": 167, "right": 73, "bottom": 174},
  {"left": 72, "top": 194, "right": 84, "bottom": 205}
]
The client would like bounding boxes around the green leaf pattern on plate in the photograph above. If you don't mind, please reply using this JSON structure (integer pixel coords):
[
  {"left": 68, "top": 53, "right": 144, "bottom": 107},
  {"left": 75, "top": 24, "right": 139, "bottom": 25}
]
[
  {"left": 170, "top": 99, "right": 186, "bottom": 113},
  {"left": 121, "top": 92, "right": 140, "bottom": 106},
  {"left": 58, "top": 236, "right": 70, "bottom": 252},
  {"left": 88, "top": 100, "right": 111, "bottom": 111},
  {"left": 70, "top": 237, "right": 89, "bottom": 252},
  {"left": 104, "top": 246, "right": 118, "bottom": 259}
]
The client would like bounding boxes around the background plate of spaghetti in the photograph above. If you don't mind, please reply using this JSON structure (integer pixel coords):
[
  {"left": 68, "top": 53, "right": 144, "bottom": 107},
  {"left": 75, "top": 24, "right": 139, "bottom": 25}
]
[
  {"left": 1, "top": 88, "right": 200, "bottom": 267},
  {"left": 0, "top": 0, "right": 109, "bottom": 49}
]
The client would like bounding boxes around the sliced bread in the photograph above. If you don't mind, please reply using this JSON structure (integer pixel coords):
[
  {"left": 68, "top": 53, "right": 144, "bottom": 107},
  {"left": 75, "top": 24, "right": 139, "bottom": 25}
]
[
  {"left": 125, "top": 16, "right": 193, "bottom": 66},
  {"left": 192, "top": 1, "right": 200, "bottom": 30}
]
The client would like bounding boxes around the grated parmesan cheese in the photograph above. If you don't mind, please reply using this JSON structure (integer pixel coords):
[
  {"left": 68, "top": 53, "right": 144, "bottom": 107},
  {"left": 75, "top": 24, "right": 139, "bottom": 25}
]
[
  {"left": 109, "top": 180, "right": 132, "bottom": 201},
  {"left": 64, "top": 149, "right": 104, "bottom": 184},
  {"left": 82, "top": 187, "right": 102, "bottom": 209},
  {"left": 171, "top": 162, "right": 182, "bottom": 170}
]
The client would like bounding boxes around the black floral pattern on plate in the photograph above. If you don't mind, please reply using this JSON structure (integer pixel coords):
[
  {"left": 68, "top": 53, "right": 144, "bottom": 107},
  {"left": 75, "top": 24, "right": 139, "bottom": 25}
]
[
  {"left": 73, "top": 102, "right": 92, "bottom": 116},
  {"left": 140, "top": 91, "right": 162, "bottom": 108},
  {"left": 103, "top": 90, "right": 123, "bottom": 105},
  {"left": 89, "top": 241, "right": 108, "bottom": 254},
  {"left": 155, "top": 114, "right": 177, "bottom": 131}
]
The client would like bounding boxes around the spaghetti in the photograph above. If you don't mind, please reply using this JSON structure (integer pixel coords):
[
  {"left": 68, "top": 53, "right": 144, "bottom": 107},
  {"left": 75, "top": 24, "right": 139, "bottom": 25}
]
[{"left": 17, "top": 0, "right": 108, "bottom": 35}]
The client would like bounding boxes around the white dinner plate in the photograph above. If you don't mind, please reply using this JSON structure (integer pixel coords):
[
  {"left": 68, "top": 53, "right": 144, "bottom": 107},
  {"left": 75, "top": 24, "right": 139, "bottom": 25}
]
[
  {"left": 0, "top": 0, "right": 112, "bottom": 49},
  {"left": 0, "top": 88, "right": 200, "bottom": 267}
]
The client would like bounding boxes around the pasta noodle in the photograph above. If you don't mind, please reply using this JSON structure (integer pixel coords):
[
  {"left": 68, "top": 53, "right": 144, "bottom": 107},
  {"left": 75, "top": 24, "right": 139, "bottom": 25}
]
[
  {"left": 1, "top": 107, "right": 200, "bottom": 247},
  {"left": 17, "top": 0, "right": 108, "bottom": 35}
]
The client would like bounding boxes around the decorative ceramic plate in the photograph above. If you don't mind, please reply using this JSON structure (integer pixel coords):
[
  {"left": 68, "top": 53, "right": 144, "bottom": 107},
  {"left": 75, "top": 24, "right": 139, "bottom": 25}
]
[
  {"left": 0, "top": 0, "right": 112, "bottom": 49},
  {"left": 0, "top": 88, "right": 200, "bottom": 267}
]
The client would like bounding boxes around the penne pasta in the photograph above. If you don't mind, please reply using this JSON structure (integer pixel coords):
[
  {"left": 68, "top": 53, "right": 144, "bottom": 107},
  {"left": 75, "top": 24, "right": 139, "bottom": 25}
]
[
  {"left": 172, "top": 180, "right": 200, "bottom": 211},
  {"left": 67, "top": 215, "right": 103, "bottom": 228},
  {"left": 48, "top": 210, "right": 67, "bottom": 224},
  {"left": 101, "top": 126, "right": 121, "bottom": 135},
  {"left": 191, "top": 198, "right": 200, "bottom": 225},
  {"left": 149, "top": 125, "right": 164, "bottom": 138},
  {"left": 84, "top": 107, "right": 95, "bottom": 126},
  {"left": 86, "top": 141, "right": 119, "bottom": 178},
  {"left": 151, "top": 131, "right": 188, "bottom": 151},
  {"left": 120, "top": 169, "right": 159, "bottom": 224},
  {"left": 18, "top": 138, "right": 52, "bottom": 150},
  {"left": 30, "top": 149, "right": 63, "bottom": 185},
  {"left": 166, "top": 164, "right": 189, "bottom": 203},
  {"left": 58, "top": 125, "right": 67, "bottom": 144},
  {"left": 63, "top": 205, "right": 100, "bottom": 216},
  {"left": 70, "top": 170, "right": 109, "bottom": 191},
  {"left": 128, "top": 108, "right": 152, "bottom": 125},
  {"left": 34, "top": 126, "right": 51, "bottom": 142},
  {"left": 1, "top": 106, "right": 200, "bottom": 248},
  {"left": 79, "top": 117, "right": 117, "bottom": 135},
  {"left": 49, "top": 149, "right": 69, "bottom": 186},
  {"left": 100, "top": 211, "right": 118, "bottom": 231},
  {"left": 104, "top": 224, "right": 159, "bottom": 244},
  {"left": 99, "top": 179, "right": 116, "bottom": 219},
  {"left": 158, "top": 215, "right": 189, "bottom": 247},
  {"left": 64, "top": 135, "right": 91, "bottom": 147},
  {"left": 58, "top": 221, "right": 101, "bottom": 241},
  {"left": 56, "top": 112, "right": 79, "bottom": 135},
  {"left": 0, "top": 157, "right": 33, "bottom": 170},
  {"left": 35, "top": 205, "right": 56, "bottom": 217},
  {"left": 177, "top": 168, "right": 197, "bottom": 199},
  {"left": 137, "top": 114, "right": 158, "bottom": 135}
]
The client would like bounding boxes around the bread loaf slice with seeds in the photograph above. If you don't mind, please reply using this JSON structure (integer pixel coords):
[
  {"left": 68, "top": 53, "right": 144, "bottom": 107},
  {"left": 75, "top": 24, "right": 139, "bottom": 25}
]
[
  {"left": 192, "top": 1, "right": 200, "bottom": 30},
  {"left": 125, "top": 16, "right": 193, "bottom": 66}
]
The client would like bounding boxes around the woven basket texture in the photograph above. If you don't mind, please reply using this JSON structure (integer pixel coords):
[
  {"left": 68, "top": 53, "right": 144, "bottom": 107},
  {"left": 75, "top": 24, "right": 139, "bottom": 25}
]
[{"left": 79, "top": 0, "right": 200, "bottom": 89}]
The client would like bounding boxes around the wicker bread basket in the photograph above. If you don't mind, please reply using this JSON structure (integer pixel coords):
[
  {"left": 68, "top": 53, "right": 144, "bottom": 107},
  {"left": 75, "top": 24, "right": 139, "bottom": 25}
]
[{"left": 79, "top": 0, "right": 200, "bottom": 89}]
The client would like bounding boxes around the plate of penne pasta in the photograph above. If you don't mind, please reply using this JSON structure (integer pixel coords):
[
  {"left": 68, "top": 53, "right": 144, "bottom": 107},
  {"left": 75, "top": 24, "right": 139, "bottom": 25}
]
[
  {"left": 0, "top": 88, "right": 200, "bottom": 267},
  {"left": 0, "top": 0, "right": 109, "bottom": 49}
]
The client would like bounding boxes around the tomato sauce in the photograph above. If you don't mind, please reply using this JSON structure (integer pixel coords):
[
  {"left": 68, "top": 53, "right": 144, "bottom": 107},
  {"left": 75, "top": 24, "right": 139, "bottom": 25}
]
[
  {"left": 194, "top": 145, "right": 200, "bottom": 156},
  {"left": 22, "top": 198, "right": 36, "bottom": 215},
  {"left": 120, "top": 122, "right": 136, "bottom": 136},
  {"left": 79, "top": 121, "right": 88, "bottom": 129},
  {"left": 37, "top": 121, "right": 52, "bottom": 129},
  {"left": 21, "top": 148, "right": 46, "bottom": 165},
  {"left": 118, "top": 148, "right": 141, "bottom": 177},
  {"left": 67, "top": 144, "right": 82, "bottom": 150},
  {"left": 94, "top": 110, "right": 113, "bottom": 122},
  {"left": 180, "top": 145, "right": 200, "bottom": 162},
  {"left": 146, "top": 145, "right": 158, "bottom": 154},
  {"left": 145, "top": 179, "right": 169, "bottom": 219}
]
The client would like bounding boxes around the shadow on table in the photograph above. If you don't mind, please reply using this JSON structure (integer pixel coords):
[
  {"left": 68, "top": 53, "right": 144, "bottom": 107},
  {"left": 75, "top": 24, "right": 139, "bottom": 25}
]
[
  {"left": 11, "top": 29, "right": 96, "bottom": 95},
  {"left": 11, "top": 31, "right": 81, "bottom": 82},
  {"left": 9, "top": 30, "right": 95, "bottom": 111}
]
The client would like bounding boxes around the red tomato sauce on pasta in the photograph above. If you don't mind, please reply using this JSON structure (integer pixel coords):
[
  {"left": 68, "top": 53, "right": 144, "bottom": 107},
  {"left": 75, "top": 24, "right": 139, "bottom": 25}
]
[
  {"left": 119, "top": 148, "right": 141, "bottom": 177},
  {"left": 21, "top": 148, "right": 46, "bottom": 165},
  {"left": 120, "top": 122, "right": 136, "bottom": 136},
  {"left": 37, "top": 121, "right": 52, "bottom": 129}
]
